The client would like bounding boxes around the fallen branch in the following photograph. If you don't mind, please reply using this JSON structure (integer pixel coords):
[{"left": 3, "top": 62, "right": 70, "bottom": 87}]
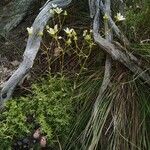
[
  {"left": 0, "top": 0, "right": 72, "bottom": 107},
  {"left": 82, "top": 0, "right": 112, "bottom": 149},
  {"left": 93, "top": 1, "right": 150, "bottom": 86},
  {"left": 93, "top": 0, "right": 112, "bottom": 115},
  {"left": 82, "top": 0, "right": 150, "bottom": 149}
]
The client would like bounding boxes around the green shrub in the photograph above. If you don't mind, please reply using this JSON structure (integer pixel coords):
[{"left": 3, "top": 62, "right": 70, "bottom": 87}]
[{"left": 0, "top": 76, "right": 74, "bottom": 149}]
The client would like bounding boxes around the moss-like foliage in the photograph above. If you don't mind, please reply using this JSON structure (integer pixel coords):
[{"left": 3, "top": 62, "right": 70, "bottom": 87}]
[{"left": 0, "top": 76, "right": 75, "bottom": 149}]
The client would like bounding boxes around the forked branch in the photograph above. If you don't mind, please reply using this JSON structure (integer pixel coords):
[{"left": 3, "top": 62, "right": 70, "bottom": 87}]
[{"left": 93, "top": 0, "right": 150, "bottom": 86}]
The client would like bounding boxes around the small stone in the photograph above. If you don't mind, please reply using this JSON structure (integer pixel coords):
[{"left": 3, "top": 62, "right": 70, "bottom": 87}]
[
  {"left": 33, "top": 128, "right": 41, "bottom": 139},
  {"left": 40, "top": 136, "right": 46, "bottom": 147}
]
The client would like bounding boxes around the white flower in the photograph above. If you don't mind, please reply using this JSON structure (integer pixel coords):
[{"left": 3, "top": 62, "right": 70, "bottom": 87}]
[
  {"left": 63, "top": 10, "right": 67, "bottom": 16},
  {"left": 64, "top": 27, "right": 73, "bottom": 37},
  {"left": 84, "top": 35, "right": 91, "bottom": 41},
  {"left": 103, "top": 13, "right": 109, "bottom": 20},
  {"left": 48, "top": 28, "right": 55, "bottom": 35},
  {"left": 49, "top": 9, "right": 54, "bottom": 14},
  {"left": 58, "top": 36, "right": 62, "bottom": 39},
  {"left": 64, "top": 28, "right": 73, "bottom": 34},
  {"left": 90, "top": 29, "right": 93, "bottom": 33},
  {"left": 72, "top": 29, "right": 77, "bottom": 36},
  {"left": 74, "top": 36, "right": 78, "bottom": 41},
  {"left": 52, "top": 3, "right": 57, "bottom": 8},
  {"left": 115, "top": 13, "right": 125, "bottom": 21},
  {"left": 38, "top": 31, "right": 43, "bottom": 36},
  {"left": 83, "top": 30, "right": 88, "bottom": 37},
  {"left": 46, "top": 25, "right": 50, "bottom": 30},
  {"left": 27, "top": 27, "right": 33, "bottom": 35},
  {"left": 54, "top": 7, "right": 63, "bottom": 14},
  {"left": 66, "top": 38, "right": 72, "bottom": 45},
  {"left": 53, "top": 24, "right": 58, "bottom": 32},
  {"left": 47, "top": 24, "right": 58, "bottom": 35}
]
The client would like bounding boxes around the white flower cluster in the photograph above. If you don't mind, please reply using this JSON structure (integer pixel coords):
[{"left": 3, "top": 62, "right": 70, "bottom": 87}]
[
  {"left": 115, "top": 13, "right": 125, "bottom": 21},
  {"left": 27, "top": 27, "right": 33, "bottom": 35},
  {"left": 26, "top": 26, "right": 44, "bottom": 37},
  {"left": 46, "top": 24, "right": 58, "bottom": 36},
  {"left": 64, "top": 27, "right": 77, "bottom": 45},
  {"left": 103, "top": 12, "right": 125, "bottom": 22},
  {"left": 49, "top": 3, "right": 67, "bottom": 15},
  {"left": 83, "top": 29, "right": 93, "bottom": 42}
]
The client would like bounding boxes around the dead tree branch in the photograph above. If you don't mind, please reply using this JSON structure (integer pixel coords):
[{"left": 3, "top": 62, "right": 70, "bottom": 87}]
[
  {"left": 93, "top": 0, "right": 150, "bottom": 86},
  {"left": 82, "top": 0, "right": 150, "bottom": 149},
  {"left": 82, "top": 0, "right": 112, "bottom": 149},
  {"left": 0, "top": 0, "right": 72, "bottom": 107}
]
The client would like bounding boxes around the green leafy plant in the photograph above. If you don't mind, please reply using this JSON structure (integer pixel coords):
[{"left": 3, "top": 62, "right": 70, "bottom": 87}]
[
  {"left": 0, "top": 6, "right": 97, "bottom": 149},
  {"left": 0, "top": 76, "right": 75, "bottom": 149}
]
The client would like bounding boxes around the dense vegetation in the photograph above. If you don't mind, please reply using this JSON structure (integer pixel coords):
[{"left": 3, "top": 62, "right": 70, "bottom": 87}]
[{"left": 0, "top": 0, "right": 149, "bottom": 149}]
